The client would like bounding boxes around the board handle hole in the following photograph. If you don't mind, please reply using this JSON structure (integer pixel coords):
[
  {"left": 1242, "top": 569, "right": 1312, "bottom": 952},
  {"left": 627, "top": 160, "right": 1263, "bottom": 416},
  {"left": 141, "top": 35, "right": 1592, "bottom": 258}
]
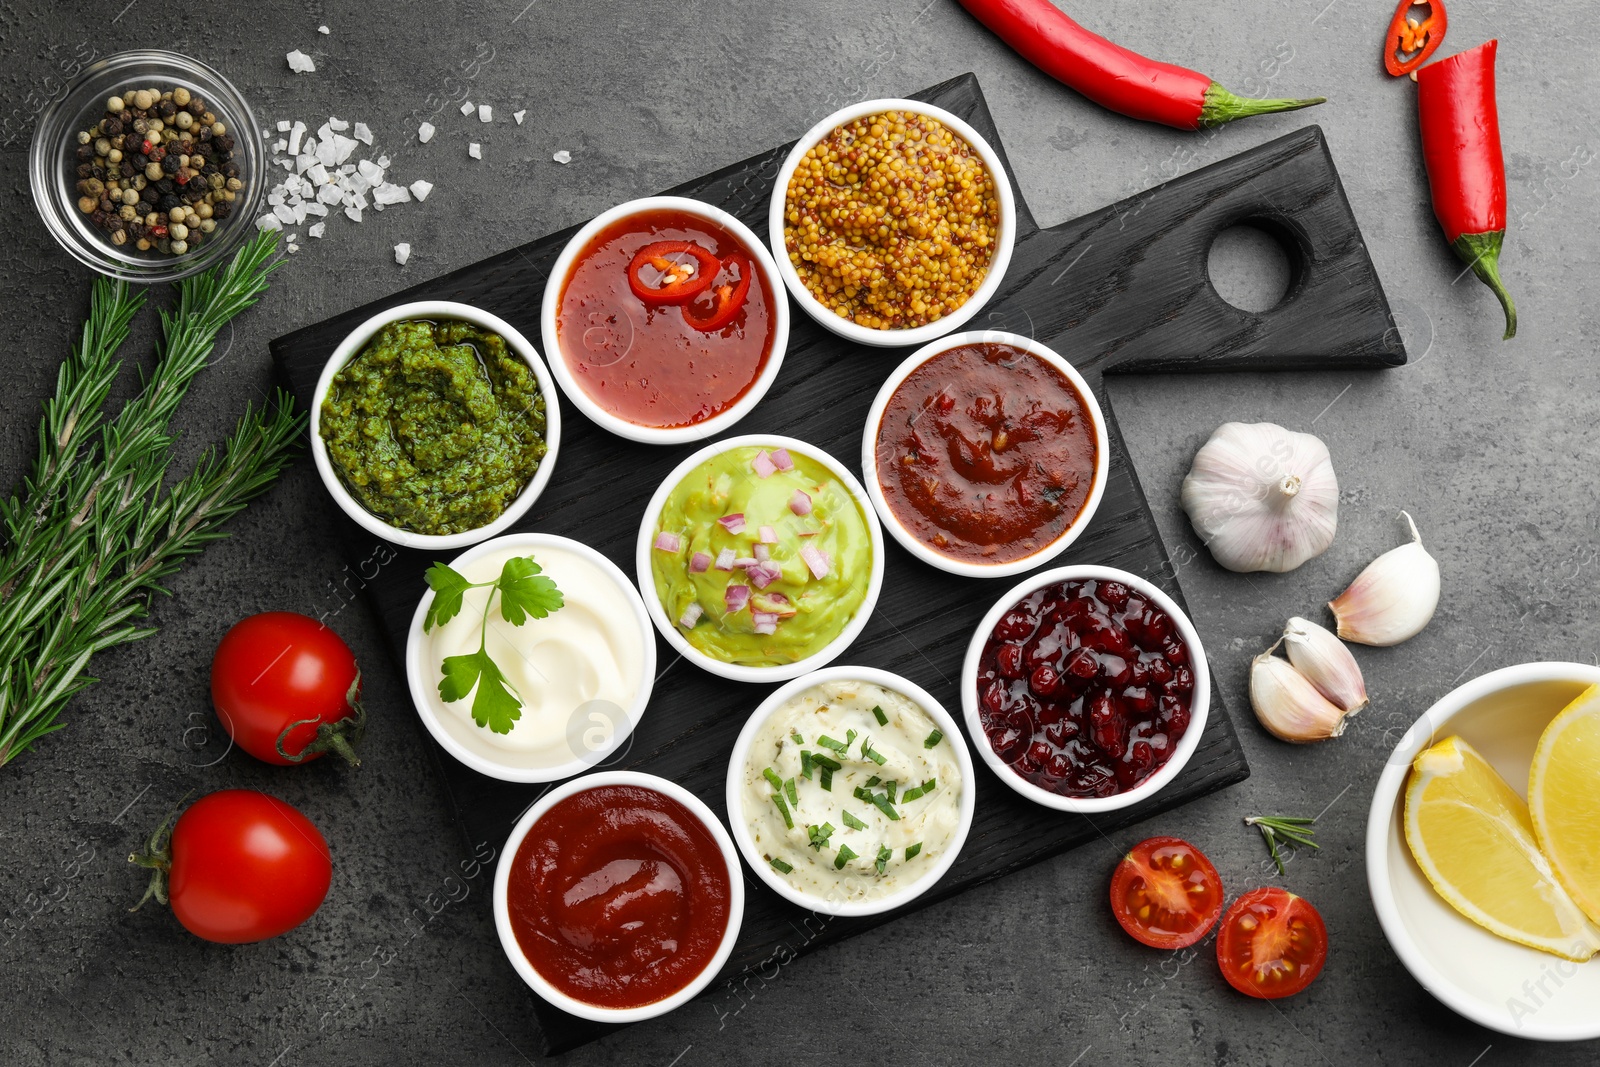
[{"left": 1206, "top": 218, "right": 1305, "bottom": 314}]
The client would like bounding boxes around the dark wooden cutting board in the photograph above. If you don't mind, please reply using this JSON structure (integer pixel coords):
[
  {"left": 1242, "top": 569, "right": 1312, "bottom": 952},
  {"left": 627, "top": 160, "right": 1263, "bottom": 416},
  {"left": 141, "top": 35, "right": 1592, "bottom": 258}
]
[{"left": 270, "top": 73, "right": 1404, "bottom": 1055}]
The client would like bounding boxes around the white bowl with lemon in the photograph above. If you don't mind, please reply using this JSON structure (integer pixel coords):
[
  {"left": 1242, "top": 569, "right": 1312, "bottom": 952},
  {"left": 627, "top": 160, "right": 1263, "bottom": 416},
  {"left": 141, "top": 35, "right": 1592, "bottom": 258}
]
[{"left": 1366, "top": 662, "right": 1600, "bottom": 1041}]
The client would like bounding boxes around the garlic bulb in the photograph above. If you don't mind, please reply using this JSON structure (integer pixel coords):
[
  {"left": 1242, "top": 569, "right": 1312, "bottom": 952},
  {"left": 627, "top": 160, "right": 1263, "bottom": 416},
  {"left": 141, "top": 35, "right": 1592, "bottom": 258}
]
[
  {"left": 1282, "top": 616, "right": 1368, "bottom": 714},
  {"left": 1329, "top": 511, "right": 1440, "bottom": 646},
  {"left": 1250, "top": 648, "right": 1352, "bottom": 743},
  {"left": 1181, "top": 422, "right": 1338, "bottom": 573}
]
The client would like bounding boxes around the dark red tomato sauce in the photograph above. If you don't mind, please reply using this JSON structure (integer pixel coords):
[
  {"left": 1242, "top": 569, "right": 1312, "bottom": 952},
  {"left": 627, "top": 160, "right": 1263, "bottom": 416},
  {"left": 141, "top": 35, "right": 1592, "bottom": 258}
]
[
  {"left": 977, "top": 578, "right": 1195, "bottom": 798},
  {"left": 556, "top": 208, "right": 776, "bottom": 429},
  {"left": 875, "top": 342, "right": 1097, "bottom": 564},
  {"left": 506, "top": 784, "right": 731, "bottom": 1009}
]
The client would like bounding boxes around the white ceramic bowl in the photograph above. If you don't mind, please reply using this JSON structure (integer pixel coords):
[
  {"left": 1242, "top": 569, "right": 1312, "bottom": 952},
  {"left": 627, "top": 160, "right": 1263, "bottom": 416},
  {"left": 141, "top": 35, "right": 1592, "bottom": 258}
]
[
  {"left": 310, "top": 300, "right": 562, "bottom": 551},
  {"left": 1366, "top": 661, "right": 1600, "bottom": 1041},
  {"left": 406, "top": 533, "right": 654, "bottom": 783},
  {"left": 960, "top": 565, "right": 1211, "bottom": 813},
  {"left": 493, "top": 770, "right": 745, "bottom": 1023},
  {"left": 723, "top": 665, "right": 976, "bottom": 917},
  {"left": 636, "top": 434, "right": 885, "bottom": 684},
  {"left": 539, "top": 195, "right": 789, "bottom": 445},
  {"left": 860, "top": 330, "right": 1110, "bottom": 578},
  {"left": 767, "top": 98, "right": 1017, "bottom": 349}
]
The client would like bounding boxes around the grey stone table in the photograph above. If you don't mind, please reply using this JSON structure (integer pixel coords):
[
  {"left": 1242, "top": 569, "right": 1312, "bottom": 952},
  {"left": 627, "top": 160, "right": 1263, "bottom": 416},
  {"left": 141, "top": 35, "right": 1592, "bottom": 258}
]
[{"left": 1, "top": 2, "right": 1595, "bottom": 1064}]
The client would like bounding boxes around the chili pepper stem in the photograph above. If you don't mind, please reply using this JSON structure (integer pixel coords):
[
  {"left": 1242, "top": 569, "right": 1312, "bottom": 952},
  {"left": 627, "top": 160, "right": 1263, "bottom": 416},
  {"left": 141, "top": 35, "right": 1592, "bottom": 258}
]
[
  {"left": 1199, "top": 85, "right": 1327, "bottom": 128},
  {"left": 1452, "top": 230, "right": 1517, "bottom": 340}
]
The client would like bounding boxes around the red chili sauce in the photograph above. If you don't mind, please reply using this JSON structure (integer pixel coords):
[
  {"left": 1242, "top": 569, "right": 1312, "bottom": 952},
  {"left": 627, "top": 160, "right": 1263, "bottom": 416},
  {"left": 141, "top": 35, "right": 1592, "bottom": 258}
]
[
  {"left": 874, "top": 343, "right": 1097, "bottom": 564},
  {"left": 505, "top": 784, "right": 731, "bottom": 1010},
  {"left": 556, "top": 208, "right": 776, "bottom": 429}
]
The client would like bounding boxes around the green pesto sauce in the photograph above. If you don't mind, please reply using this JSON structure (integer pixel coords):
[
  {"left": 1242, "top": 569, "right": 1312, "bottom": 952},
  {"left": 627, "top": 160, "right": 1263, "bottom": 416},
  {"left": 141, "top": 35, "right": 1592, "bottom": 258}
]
[{"left": 319, "top": 319, "right": 547, "bottom": 536}]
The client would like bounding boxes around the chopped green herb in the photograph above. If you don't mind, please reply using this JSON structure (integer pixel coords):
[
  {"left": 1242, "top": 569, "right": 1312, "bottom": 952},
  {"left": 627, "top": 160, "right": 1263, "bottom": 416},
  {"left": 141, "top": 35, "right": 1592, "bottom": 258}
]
[
  {"left": 790, "top": 729, "right": 805, "bottom": 746},
  {"left": 872, "top": 705, "right": 888, "bottom": 726},
  {"left": 924, "top": 729, "right": 944, "bottom": 748},
  {"left": 810, "top": 753, "right": 842, "bottom": 772},
  {"left": 784, "top": 777, "right": 798, "bottom": 806},
  {"left": 800, "top": 750, "right": 813, "bottom": 780},
  {"left": 875, "top": 844, "right": 892, "bottom": 875},
  {"left": 817, "top": 733, "right": 849, "bottom": 754},
  {"left": 818, "top": 766, "right": 834, "bottom": 792},
  {"left": 770, "top": 857, "right": 794, "bottom": 874},
  {"left": 771, "top": 790, "right": 794, "bottom": 830},
  {"left": 860, "top": 735, "right": 888, "bottom": 766},
  {"left": 762, "top": 767, "right": 784, "bottom": 794},
  {"left": 885, "top": 779, "right": 898, "bottom": 804},
  {"left": 865, "top": 775, "right": 882, "bottom": 787},
  {"left": 842, "top": 809, "right": 868, "bottom": 831},
  {"left": 807, "top": 822, "right": 835, "bottom": 851},
  {"left": 854, "top": 785, "right": 900, "bottom": 822},
  {"left": 906, "top": 842, "right": 922, "bottom": 860},
  {"left": 834, "top": 844, "right": 858, "bottom": 870},
  {"left": 901, "top": 778, "right": 938, "bottom": 803}
]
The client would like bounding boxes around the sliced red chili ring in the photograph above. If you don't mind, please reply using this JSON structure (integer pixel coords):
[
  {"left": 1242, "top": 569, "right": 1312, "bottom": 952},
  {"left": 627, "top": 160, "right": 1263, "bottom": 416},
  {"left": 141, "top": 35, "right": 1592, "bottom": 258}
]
[
  {"left": 1382, "top": 0, "right": 1446, "bottom": 77},
  {"left": 627, "top": 240, "right": 719, "bottom": 305},
  {"left": 683, "top": 254, "right": 753, "bottom": 333}
]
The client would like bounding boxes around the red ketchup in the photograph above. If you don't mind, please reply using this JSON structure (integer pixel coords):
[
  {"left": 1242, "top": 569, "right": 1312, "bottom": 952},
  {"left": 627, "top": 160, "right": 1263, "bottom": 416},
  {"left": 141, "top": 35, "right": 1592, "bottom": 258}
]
[{"left": 505, "top": 784, "right": 731, "bottom": 1009}]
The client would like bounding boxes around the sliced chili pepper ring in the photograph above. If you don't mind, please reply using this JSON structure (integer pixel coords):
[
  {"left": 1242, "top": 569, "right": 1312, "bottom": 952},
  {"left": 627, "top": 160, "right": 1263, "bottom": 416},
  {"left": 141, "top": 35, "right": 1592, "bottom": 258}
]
[
  {"left": 627, "top": 240, "right": 719, "bottom": 305},
  {"left": 683, "top": 253, "right": 753, "bottom": 333},
  {"left": 1383, "top": 0, "right": 1447, "bottom": 77}
]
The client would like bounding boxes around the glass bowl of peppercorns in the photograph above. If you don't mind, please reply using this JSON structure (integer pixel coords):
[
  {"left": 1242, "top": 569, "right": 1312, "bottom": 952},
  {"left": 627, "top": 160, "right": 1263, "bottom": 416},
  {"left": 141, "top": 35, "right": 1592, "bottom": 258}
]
[{"left": 29, "top": 49, "right": 265, "bottom": 283}]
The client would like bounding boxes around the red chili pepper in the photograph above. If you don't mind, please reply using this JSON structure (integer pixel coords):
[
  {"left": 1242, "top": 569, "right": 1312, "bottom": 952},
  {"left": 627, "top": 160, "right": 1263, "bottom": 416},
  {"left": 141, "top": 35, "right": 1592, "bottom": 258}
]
[
  {"left": 1383, "top": 0, "right": 1447, "bottom": 77},
  {"left": 626, "top": 241, "right": 718, "bottom": 305},
  {"left": 1417, "top": 40, "right": 1515, "bottom": 339},
  {"left": 955, "top": 0, "right": 1324, "bottom": 130},
  {"left": 683, "top": 254, "right": 753, "bottom": 333}
]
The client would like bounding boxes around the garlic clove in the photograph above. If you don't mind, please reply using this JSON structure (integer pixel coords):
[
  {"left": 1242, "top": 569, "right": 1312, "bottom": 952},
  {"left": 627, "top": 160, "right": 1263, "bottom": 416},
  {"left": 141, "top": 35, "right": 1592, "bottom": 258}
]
[
  {"left": 1180, "top": 421, "right": 1338, "bottom": 574},
  {"left": 1250, "top": 649, "right": 1352, "bottom": 743},
  {"left": 1329, "top": 511, "right": 1440, "bottom": 646},
  {"left": 1283, "top": 616, "right": 1369, "bottom": 714}
]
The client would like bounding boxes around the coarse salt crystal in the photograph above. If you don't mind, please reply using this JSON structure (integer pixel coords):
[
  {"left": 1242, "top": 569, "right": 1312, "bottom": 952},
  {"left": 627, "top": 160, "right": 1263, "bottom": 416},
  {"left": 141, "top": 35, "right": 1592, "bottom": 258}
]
[
  {"left": 308, "top": 221, "right": 325, "bottom": 238},
  {"left": 286, "top": 50, "right": 316, "bottom": 74},
  {"left": 306, "top": 163, "right": 329, "bottom": 184},
  {"left": 256, "top": 214, "right": 282, "bottom": 231},
  {"left": 513, "top": 110, "right": 526, "bottom": 124},
  {"left": 417, "top": 122, "right": 435, "bottom": 143},
  {"left": 357, "top": 159, "right": 384, "bottom": 183},
  {"left": 344, "top": 205, "right": 363, "bottom": 223},
  {"left": 316, "top": 140, "right": 337, "bottom": 167},
  {"left": 333, "top": 135, "right": 359, "bottom": 163},
  {"left": 273, "top": 204, "right": 296, "bottom": 224},
  {"left": 553, "top": 150, "right": 571, "bottom": 164},
  {"left": 327, "top": 117, "right": 349, "bottom": 132},
  {"left": 267, "top": 190, "right": 285, "bottom": 207},
  {"left": 460, "top": 101, "right": 474, "bottom": 116},
  {"left": 303, "top": 202, "right": 328, "bottom": 217},
  {"left": 318, "top": 24, "right": 329, "bottom": 33},
  {"left": 478, "top": 104, "right": 492, "bottom": 122},
  {"left": 376, "top": 154, "right": 390, "bottom": 168},
  {"left": 276, "top": 119, "right": 291, "bottom": 132},
  {"left": 394, "top": 243, "right": 411, "bottom": 265},
  {"left": 317, "top": 184, "right": 343, "bottom": 205},
  {"left": 287, "top": 243, "right": 299, "bottom": 254},
  {"left": 409, "top": 179, "right": 433, "bottom": 201},
  {"left": 354, "top": 122, "right": 372, "bottom": 145},
  {"left": 287, "top": 121, "right": 306, "bottom": 154},
  {"left": 373, "top": 183, "right": 410, "bottom": 206},
  {"left": 468, "top": 142, "right": 482, "bottom": 159}
]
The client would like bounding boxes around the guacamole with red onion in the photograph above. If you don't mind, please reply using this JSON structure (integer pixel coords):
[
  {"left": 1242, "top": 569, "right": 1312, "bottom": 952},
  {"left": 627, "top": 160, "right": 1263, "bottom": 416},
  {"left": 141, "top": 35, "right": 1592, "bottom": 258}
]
[{"left": 319, "top": 319, "right": 547, "bottom": 536}]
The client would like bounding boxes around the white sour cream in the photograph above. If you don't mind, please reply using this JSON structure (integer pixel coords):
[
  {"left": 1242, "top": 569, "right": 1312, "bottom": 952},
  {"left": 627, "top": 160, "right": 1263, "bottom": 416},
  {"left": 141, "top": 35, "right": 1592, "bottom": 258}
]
[
  {"left": 740, "top": 680, "right": 963, "bottom": 904},
  {"left": 420, "top": 542, "right": 647, "bottom": 773}
]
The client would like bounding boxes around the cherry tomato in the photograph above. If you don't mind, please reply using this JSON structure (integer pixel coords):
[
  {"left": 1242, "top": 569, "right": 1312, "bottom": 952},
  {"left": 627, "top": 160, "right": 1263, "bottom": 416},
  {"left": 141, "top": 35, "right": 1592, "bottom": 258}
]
[
  {"left": 136, "top": 790, "right": 332, "bottom": 944},
  {"left": 1109, "top": 836, "right": 1225, "bottom": 949},
  {"left": 211, "top": 612, "right": 363, "bottom": 765},
  {"left": 1215, "top": 887, "right": 1328, "bottom": 999}
]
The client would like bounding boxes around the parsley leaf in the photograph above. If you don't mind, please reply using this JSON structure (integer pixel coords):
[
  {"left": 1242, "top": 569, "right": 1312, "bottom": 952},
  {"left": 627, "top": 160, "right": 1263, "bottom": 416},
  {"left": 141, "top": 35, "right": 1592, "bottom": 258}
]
[
  {"left": 496, "top": 556, "right": 564, "bottom": 625},
  {"left": 423, "top": 562, "right": 473, "bottom": 631},
  {"left": 438, "top": 649, "right": 523, "bottom": 734}
]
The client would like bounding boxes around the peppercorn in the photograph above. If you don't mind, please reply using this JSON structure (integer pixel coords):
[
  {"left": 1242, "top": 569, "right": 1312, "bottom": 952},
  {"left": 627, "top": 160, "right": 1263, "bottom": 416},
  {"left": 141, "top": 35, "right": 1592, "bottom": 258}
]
[
  {"left": 160, "top": 154, "right": 180, "bottom": 175},
  {"left": 141, "top": 187, "right": 159, "bottom": 204},
  {"left": 157, "top": 194, "right": 181, "bottom": 212},
  {"left": 212, "top": 201, "right": 231, "bottom": 219},
  {"left": 214, "top": 135, "right": 234, "bottom": 153},
  {"left": 111, "top": 229, "right": 128, "bottom": 246},
  {"left": 76, "top": 144, "right": 93, "bottom": 161},
  {"left": 222, "top": 163, "right": 239, "bottom": 178},
  {"left": 157, "top": 100, "right": 176, "bottom": 118},
  {"left": 131, "top": 117, "right": 149, "bottom": 134},
  {"left": 185, "top": 97, "right": 205, "bottom": 116},
  {"left": 172, "top": 86, "right": 190, "bottom": 106}
]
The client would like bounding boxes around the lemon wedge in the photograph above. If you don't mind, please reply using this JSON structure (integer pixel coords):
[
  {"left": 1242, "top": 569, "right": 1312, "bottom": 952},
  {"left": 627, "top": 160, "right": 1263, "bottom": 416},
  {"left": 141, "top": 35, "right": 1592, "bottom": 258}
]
[
  {"left": 1404, "top": 734, "right": 1600, "bottom": 962},
  {"left": 1529, "top": 684, "right": 1600, "bottom": 927}
]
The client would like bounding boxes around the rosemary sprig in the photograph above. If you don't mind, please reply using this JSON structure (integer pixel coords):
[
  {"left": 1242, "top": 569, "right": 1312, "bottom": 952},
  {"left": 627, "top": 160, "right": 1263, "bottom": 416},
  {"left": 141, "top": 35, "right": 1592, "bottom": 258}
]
[
  {"left": 0, "top": 232, "right": 303, "bottom": 766},
  {"left": 1245, "top": 814, "right": 1320, "bottom": 876}
]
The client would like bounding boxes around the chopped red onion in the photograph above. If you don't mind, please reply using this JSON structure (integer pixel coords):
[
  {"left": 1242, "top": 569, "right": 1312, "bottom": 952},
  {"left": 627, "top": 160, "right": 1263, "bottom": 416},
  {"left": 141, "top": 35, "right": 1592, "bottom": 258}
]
[
  {"left": 733, "top": 556, "right": 759, "bottom": 569},
  {"left": 678, "top": 603, "right": 703, "bottom": 628},
  {"left": 752, "top": 450, "right": 776, "bottom": 479},
  {"left": 653, "top": 531, "right": 682, "bottom": 553},
  {"left": 771, "top": 448, "right": 793, "bottom": 472},
  {"left": 753, "top": 543, "right": 771, "bottom": 562},
  {"left": 748, "top": 561, "right": 782, "bottom": 589},
  {"left": 752, "top": 612, "right": 778, "bottom": 635},
  {"left": 758, "top": 524, "right": 777, "bottom": 544},
  {"left": 714, "top": 548, "right": 737, "bottom": 571},
  {"left": 789, "top": 489, "right": 812, "bottom": 516},
  {"left": 717, "top": 513, "right": 746, "bottom": 534},
  {"left": 724, "top": 584, "right": 750, "bottom": 612},
  {"left": 800, "top": 545, "right": 831, "bottom": 580},
  {"left": 688, "top": 551, "right": 711, "bottom": 573}
]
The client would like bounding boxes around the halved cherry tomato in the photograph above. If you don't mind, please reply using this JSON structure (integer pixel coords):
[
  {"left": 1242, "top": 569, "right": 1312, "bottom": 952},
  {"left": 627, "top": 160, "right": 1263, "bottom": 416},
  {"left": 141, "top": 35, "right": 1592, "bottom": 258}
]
[
  {"left": 627, "top": 240, "right": 719, "bottom": 305},
  {"left": 1109, "top": 836, "right": 1225, "bottom": 949},
  {"left": 683, "top": 253, "right": 753, "bottom": 333},
  {"left": 1215, "top": 887, "right": 1328, "bottom": 999},
  {"left": 1382, "top": 0, "right": 1447, "bottom": 77}
]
